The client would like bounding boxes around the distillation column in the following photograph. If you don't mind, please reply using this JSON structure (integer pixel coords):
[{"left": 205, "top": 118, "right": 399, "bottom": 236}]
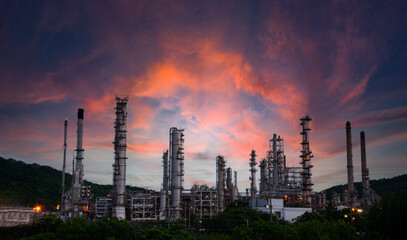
[
  {"left": 72, "top": 109, "right": 85, "bottom": 216},
  {"left": 300, "top": 115, "right": 313, "bottom": 207},
  {"left": 112, "top": 96, "right": 128, "bottom": 219},
  {"left": 169, "top": 127, "right": 184, "bottom": 220},
  {"left": 360, "top": 131, "right": 370, "bottom": 206},
  {"left": 259, "top": 158, "right": 268, "bottom": 196},
  {"left": 249, "top": 150, "right": 257, "bottom": 200},
  {"left": 216, "top": 156, "right": 226, "bottom": 213},
  {"left": 160, "top": 150, "right": 169, "bottom": 220},
  {"left": 346, "top": 121, "right": 356, "bottom": 206},
  {"left": 226, "top": 167, "right": 233, "bottom": 202},
  {"left": 60, "top": 119, "right": 68, "bottom": 213},
  {"left": 271, "top": 134, "right": 278, "bottom": 195},
  {"left": 276, "top": 136, "right": 285, "bottom": 190},
  {"left": 232, "top": 171, "right": 239, "bottom": 201}
]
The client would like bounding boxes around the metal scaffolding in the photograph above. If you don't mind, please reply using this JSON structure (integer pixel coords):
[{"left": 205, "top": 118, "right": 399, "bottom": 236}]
[
  {"left": 249, "top": 149, "right": 257, "bottom": 200},
  {"left": 112, "top": 96, "right": 128, "bottom": 219}
]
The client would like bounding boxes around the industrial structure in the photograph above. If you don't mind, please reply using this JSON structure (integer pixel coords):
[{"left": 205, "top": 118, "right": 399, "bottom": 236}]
[
  {"left": 190, "top": 184, "right": 218, "bottom": 218},
  {"left": 60, "top": 109, "right": 93, "bottom": 219},
  {"left": 112, "top": 96, "right": 129, "bottom": 219},
  {"left": 56, "top": 97, "right": 379, "bottom": 222},
  {"left": 0, "top": 207, "right": 37, "bottom": 227},
  {"left": 249, "top": 150, "right": 257, "bottom": 200},
  {"left": 60, "top": 119, "right": 68, "bottom": 213},
  {"left": 300, "top": 115, "right": 313, "bottom": 207},
  {"left": 130, "top": 193, "right": 159, "bottom": 221},
  {"left": 159, "top": 150, "right": 169, "bottom": 220},
  {"left": 259, "top": 158, "right": 268, "bottom": 196},
  {"left": 216, "top": 155, "right": 226, "bottom": 212},
  {"left": 328, "top": 122, "right": 379, "bottom": 209},
  {"left": 168, "top": 127, "right": 185, "bottom": 220},
  {"left": 345, "top": 121, "right": 356, "bottom": 206},
  {"left": 72, "top": 109, "right": 86, "bottom": 216},
  {"left": 360, "top": 131, "right": 378, "bottom": 207}
]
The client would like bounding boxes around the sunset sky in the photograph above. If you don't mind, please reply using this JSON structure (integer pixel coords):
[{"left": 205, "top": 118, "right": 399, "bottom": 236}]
[{"left": 1, "top": 0, "right": 407, "bottom": 192}]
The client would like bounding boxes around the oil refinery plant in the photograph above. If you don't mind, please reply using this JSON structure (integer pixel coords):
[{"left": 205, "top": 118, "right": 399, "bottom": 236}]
[{"left": 58, "top": 96, "right": 379, "bottom": 222}]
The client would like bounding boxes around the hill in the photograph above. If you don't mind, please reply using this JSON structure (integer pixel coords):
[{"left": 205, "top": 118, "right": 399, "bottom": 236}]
[
  {"left": 0, "top": 156, "right": 146, "bottom": 210},
  {"left": 323, "top": 173, "right": 407, "bottom": 200}
]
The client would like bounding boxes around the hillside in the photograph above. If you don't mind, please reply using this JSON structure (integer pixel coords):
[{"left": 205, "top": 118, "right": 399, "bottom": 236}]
[
  {"left": 323, "top": 173, "right": 407, "bottom": 200},
  {"left": 0, "top": 157, "right": 146, "bottom": 210}
]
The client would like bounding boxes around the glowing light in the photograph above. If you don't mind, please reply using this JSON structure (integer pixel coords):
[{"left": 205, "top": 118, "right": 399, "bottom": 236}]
[
  {"left": 34, "top": 206, "right": 41, "bottom": 212},
  {"left": 357, "top": 209, "right": 363, "bottom": 213}
]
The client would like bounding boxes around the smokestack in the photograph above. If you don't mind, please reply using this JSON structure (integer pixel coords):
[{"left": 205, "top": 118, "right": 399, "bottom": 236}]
[
  {"left": 346, "top": 121, "right": 355, "bottom": 206},
  {"left": 159, "top": 150, "right": 169, "bottom": 220},
  {"left": 216, "top": 155, "right": 226, "bottom": 213},
  {"left": 360, "top": 131, "right": 370, "bottom": 206},
  {"left": 60, "top": 119, "right": 68, "bottom": 212},
  {"left": 169, "top": 127, "right": 184, "bottom": 220},
  {"left": 300, "top": 115, "right": 313, "bottom": 207},
  {"left": 249, "top": 149, "right": 257, "bottom": 200},
  {"left": 72, "top": 109, "right": 85, "bottom": 216},
  {"left": 112, "top": 96, "right": 128, "bottom": 219}
]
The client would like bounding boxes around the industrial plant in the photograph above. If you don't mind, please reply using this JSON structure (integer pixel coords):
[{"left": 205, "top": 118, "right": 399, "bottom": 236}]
[{"left": 58, "top": 97, "right": 379, "bottom": 222}]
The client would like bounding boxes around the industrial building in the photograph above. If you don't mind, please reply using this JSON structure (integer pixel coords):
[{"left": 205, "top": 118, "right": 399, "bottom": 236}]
[{"left": 0, "top": 207, "right": 36, "bottom": 227}]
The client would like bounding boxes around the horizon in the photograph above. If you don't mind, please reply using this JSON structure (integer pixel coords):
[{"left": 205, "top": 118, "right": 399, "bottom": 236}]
[{"left": 1, "top": 0, "right": 407, "bottom": 193}]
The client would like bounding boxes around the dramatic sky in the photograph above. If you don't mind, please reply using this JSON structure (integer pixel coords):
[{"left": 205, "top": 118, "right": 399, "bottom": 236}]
[{"left": 1, "top": 0, "right": 407, "bottom": 192}]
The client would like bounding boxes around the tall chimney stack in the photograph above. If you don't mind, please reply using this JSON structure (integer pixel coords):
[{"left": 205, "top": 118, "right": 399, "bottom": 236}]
[
  {"left": 346, "top": 121, "right": 355, "bottom": 206},
  {"left": 72, "top": 109, "right": 84, "bottom": 216},
  {"left": 360, "top": 131, "right": 370, "bottom": 206},
  {"left": 60, "top": 119, "right": 68, "bottom": 213}
]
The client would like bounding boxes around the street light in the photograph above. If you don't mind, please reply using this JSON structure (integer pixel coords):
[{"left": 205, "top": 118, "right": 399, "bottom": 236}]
[{"left": 34, "top": 206, "right": 41, "bottom": 212}]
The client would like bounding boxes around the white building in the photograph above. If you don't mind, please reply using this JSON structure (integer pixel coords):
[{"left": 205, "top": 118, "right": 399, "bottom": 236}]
[
  {"left": 0, "top": 207, "right": 36, "bottom": 226},
  {"left": 249, "top": 199, "right": 311, "bottom": 222}
]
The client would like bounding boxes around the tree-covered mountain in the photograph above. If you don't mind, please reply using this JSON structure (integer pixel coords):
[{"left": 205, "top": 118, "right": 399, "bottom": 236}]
[
  {"left": 0, "top": 157, "right": 146, "bottom": 210},
  {"left": 323, "top": 173, "right": 407, "bottom": 200}
]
